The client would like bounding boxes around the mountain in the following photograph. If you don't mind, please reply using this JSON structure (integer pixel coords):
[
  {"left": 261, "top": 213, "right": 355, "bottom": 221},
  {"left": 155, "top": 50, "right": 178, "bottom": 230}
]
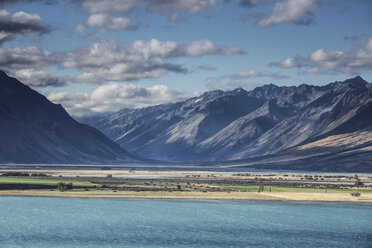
[
  {"left": 79, "top": 76, "right": 372, "bottom": 171},
  {"left": 0, "top": 71, "right": 139, "bottom": 164}
]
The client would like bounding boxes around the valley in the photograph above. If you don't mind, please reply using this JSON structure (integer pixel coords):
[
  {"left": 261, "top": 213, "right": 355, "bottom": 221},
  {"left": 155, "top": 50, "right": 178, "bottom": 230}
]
[
  {"left": 79, "top": 77, "right": 372, "bottom": 171},
  {"left": 1, "top": 169, "right": 371, "bottom": 202}
]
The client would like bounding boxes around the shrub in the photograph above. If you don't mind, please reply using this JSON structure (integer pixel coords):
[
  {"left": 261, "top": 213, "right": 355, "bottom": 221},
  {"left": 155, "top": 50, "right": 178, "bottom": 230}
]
[
  {"left": 2, "top": 172, "right": 29, "bottom": 177},
  {"left": 350, "top": 192, "right": 361, "bottom": 197},
  {"left": 30, "top": 173, "right": 47, "bottom": 177},
  {"left": 56, "top": 182, "right": 73, "bottom": 192}
]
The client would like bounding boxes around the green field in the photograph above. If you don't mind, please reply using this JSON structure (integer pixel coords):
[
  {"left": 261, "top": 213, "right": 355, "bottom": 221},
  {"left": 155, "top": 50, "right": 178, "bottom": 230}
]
[
  {"left": 0, "top": 177, "right": 97, "bottom": 187},
  {"left": 219, "top": 185, "right": 372, "bottom": 193}
]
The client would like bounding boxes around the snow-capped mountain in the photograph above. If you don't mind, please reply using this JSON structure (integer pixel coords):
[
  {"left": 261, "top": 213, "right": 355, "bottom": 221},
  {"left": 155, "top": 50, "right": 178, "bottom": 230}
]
[
  {"left": 80, "top": 76, "right": 372, "bottom": 168},
  {"left": 0, "top": 71, "right": 140, "bottom": 164}
]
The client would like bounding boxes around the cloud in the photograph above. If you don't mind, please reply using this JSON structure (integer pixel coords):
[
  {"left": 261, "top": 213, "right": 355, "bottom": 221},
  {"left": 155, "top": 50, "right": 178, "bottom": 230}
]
[
  {"left": 48, "top": 83, "right": 199, "bottom": 116},
  {"left": 78, "top": 0, "right": 139, "bottom": 14},
  {"left": 257, "top": 0, "right": 319, "bottom": 27},
  {"left": 144, "top": 0, "right": 216, "bottom": 15},
  {"left": 76, "top": 0, "right": 217, "bottom": 28},
  {"left": 0, "top": 38, "right": 243, "bottom": 86},
  {"left": 0, "top": 9, "right": 50, "bottom": 44},
  {"left": 0, "top": 0, "right": 55, "bottom": 7},
  {"left": 78, "top": 0, "right": 216, "bottom": 15},
  {"left": 239, "top": 0, "right": 274, "bottom": 8},
  {"left": 179, "top": 40, "right": 244, "bottom": 57},
  {"left": 10, "top": 69, "right": 66, "bottom": 88},
  {"left": 223, "top": 70, "right": 289, "bottom": 80},
  {"left": 270, "top": 57, "right": 300, "bottom": 68},
  {"left": 182, "top": 40, "right": 218, "bottom": 56},
  {"left": 198, "top": 65, "right": 217, "bottom": 71},
  {"left": 0, "top": 46, "right": 54, "bottom": 69},
  {"left": 77, "top": 14, "right": 136, "bottom": 32},
  {"left": 60, "top": 39, "right": 244, "bottom": 83},
  {"left": 270, "top": 37, "right": 372, "bottom": 74}
]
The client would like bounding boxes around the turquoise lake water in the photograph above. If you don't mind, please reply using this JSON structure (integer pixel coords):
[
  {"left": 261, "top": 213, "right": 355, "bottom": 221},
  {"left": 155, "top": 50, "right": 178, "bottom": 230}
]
[{"left": 0, "top": 197, "right": 371, "bottom": 247}]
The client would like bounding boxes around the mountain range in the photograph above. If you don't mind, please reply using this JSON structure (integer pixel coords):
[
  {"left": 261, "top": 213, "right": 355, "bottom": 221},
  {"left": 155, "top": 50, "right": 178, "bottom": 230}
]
[
  {"left": 79, "top": 76, "right": 372, "bottom": 171},
  {"left": 0, "top": 71, "right": 139, "bottom": 164},
  {"left": 1, "top": 69, "right": 371, "bottom": 171}
]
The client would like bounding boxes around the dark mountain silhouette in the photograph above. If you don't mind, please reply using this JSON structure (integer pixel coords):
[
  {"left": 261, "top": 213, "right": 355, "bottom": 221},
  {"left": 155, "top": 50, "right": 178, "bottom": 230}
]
[{"left": 0, "top": 71, "right": 140, "bottom": 164}]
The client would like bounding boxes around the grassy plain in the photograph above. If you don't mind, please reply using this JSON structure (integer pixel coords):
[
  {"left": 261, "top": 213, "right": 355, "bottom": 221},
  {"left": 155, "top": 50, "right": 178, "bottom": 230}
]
[
  {"left": 0, "top": 169, "right": 371, "bottom": 202},
  {"left": 220, "top": 185, "right": 372, "bottom": 193}
]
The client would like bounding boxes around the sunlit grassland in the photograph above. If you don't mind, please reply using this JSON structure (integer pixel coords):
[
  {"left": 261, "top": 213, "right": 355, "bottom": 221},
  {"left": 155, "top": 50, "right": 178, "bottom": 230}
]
[{"left": 219, "top": 185, "right": 372, "bottom": 193}]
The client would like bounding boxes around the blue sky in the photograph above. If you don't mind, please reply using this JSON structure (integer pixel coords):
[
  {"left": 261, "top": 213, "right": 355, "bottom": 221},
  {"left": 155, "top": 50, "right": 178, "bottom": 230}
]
[{"left": 1, "top": 0, "right": 371, "bottom": 116}]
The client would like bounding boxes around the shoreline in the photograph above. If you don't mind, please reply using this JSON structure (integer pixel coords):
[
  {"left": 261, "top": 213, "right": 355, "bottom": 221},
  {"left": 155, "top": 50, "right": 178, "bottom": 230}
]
[{"left": 1, "top": 190, "right": 372, "bottom": 202}]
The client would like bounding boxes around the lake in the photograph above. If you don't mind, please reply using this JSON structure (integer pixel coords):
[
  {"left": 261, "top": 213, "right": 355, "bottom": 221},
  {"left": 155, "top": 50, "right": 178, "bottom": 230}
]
[{"left": 0, "top": 197, "right": 371, "bottom": 247}]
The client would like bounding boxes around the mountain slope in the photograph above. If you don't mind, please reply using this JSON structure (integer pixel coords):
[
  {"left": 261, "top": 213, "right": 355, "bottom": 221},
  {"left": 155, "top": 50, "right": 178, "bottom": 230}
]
[
  {"left": 79, "top": 76, "right": 372, "bottom": 168},
  {"left": 0, "top": 71, "right": 139, "bottom": 164},
  {"left": 81, "top": 88, "right": 264, "bottom": 161}
]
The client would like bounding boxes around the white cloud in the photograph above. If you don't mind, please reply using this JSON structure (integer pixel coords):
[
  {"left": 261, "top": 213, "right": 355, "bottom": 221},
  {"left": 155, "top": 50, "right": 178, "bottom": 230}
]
[
  {"left": 0, "top": 31, "right": 13, "bottom": 44},
  {"left": 76, "top": 0, "right": 217, "bottom": 29},
  {"left": 0, "top": 46, "right": 53, "bottom": 69},
  {"left": 144, "top": 0, "right": 216, "bottom": 15},
  {"left": 182, "top": 40, "right": 218, "bottom": 56},
  {"left": 257, "top": 0, "right": 319, "bottom": 27},
  {"left": 78, "top": 14, "right": 133, "bottom": 31},
  {"left": 78, "top": 0, "right": 216, "bottom": 15},
  {"left": 48, "top": 83, "right": 199, "bottom": 116},
  {"left": 271, "top": 37, "right": 372, "bottom": 74},
  {"left": 60, "top": 39, "right": 244, "bottom": 84},
  {"left": 79, "top": 0, "right": 138, "bottom": 14},
  {"left": 10, "top": 69, "right": 66, "bottom": 88},
  {"left": 0, "top": 38, "right": 243, "bottom": 87},
  {"left": 273, "top": 57, "right": 297, "bottom": 68},
  {"left": 0, "top": 9, "right": 49, "bottom": 44}
]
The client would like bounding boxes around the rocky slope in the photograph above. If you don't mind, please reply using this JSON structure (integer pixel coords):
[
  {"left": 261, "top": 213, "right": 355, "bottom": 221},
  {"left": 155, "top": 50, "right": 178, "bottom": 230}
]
[
  {"left": 79, "top": 76, "right": 372, "bottom": 169},
  {"left": 0, "top": 71, "right": 139, "bottom": 164}
]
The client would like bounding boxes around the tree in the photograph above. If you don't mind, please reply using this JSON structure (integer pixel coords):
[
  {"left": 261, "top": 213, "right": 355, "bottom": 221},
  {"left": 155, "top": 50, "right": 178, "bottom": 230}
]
[
  {"left": 258, "top": 179, "right": 264, "bottom": 193},
  {"left": 57, "top": 182, "right": 73, "bottom": 192},
  {"left": 354, "top": 178, "right": 364, "bottom": 187}
]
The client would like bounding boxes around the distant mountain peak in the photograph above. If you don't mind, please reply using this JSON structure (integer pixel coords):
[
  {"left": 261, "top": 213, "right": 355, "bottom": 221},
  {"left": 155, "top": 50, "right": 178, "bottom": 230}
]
[
  {"left": 231, "top": 87, "right": 246, "bottom": 93},
  {"left": 79, "top": 75, "right": 372, "bottom": 170},
  {"left": 341, "top": 76, "right": 367, "bottom": 85}
]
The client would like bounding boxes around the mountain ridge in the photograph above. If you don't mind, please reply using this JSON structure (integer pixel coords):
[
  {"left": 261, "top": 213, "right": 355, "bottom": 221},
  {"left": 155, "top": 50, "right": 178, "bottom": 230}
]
[
  {"left": 79, "top": 76, "right": 372, "bottom": 171},
  {"left": 0, "top": 71, "right": 141, "bottom": 164}
]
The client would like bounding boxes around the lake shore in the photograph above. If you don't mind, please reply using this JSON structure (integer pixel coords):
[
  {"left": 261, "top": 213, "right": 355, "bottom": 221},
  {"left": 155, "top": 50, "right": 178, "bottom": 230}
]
[
  {"left": 1, "top": 190, "right": 372, "bottom": 202},
  {"left": 1, "top": 169, "right": 371, "bottom": 202}
]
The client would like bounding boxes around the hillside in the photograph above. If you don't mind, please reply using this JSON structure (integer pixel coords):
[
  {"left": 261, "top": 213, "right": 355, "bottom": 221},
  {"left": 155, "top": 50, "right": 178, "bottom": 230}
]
[
  {"left": 0, "top": 71, "right": 140, "bottom": 164},
  {"left": 79, "top": 76, "right": 372, "bottom": 171}
]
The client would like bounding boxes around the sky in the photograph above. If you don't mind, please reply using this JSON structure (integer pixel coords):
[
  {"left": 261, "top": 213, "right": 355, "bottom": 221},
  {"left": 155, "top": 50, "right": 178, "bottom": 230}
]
[{"left": 0, "top": 0, "right": 371, "bottom": 116}]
